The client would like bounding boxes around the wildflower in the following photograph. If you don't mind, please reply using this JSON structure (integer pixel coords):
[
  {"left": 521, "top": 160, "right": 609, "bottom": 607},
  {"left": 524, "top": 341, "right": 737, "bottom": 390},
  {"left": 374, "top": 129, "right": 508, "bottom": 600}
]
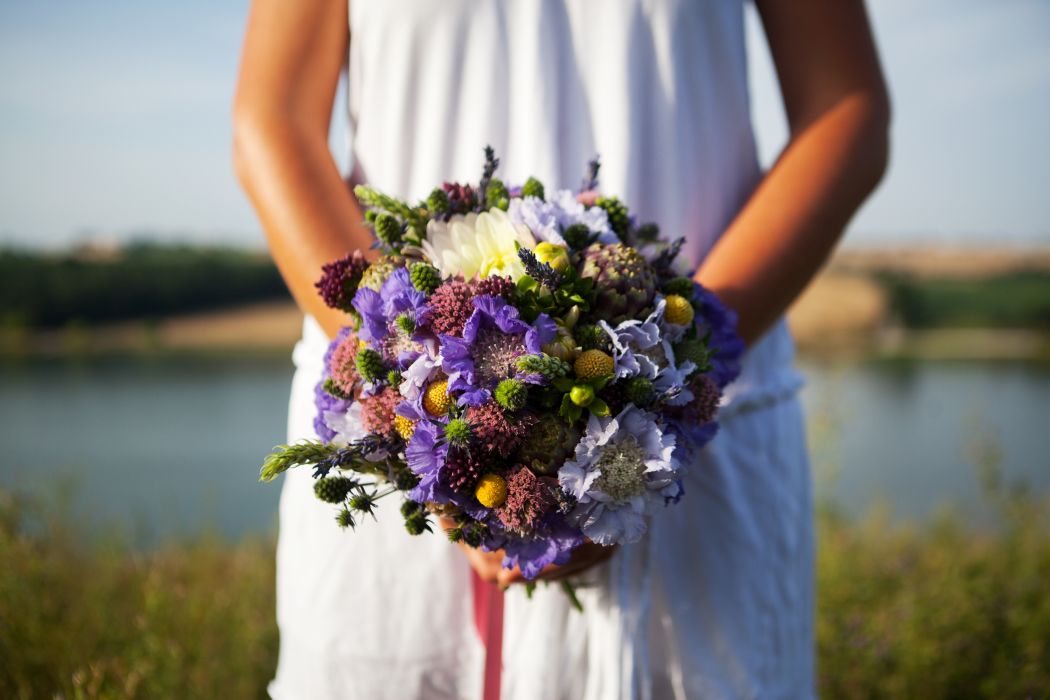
[{"left": 559, "top": 407, "right": 679, "bottom": 545}]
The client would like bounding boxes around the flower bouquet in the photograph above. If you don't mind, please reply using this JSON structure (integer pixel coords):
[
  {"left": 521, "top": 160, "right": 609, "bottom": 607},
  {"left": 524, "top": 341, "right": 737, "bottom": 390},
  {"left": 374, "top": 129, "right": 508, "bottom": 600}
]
[{"left": 260, "top": 148, "right": 743, "bottom": 584}]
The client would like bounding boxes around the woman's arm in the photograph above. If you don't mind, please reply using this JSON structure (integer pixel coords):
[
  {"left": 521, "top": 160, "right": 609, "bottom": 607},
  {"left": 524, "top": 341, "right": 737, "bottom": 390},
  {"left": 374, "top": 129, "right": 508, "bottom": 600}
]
[
  {"left": 233, "top": 0, "right": 372, "bottom": 339},
  {"left": 695, "top": 0, "right": 891, "bottom": 346}
]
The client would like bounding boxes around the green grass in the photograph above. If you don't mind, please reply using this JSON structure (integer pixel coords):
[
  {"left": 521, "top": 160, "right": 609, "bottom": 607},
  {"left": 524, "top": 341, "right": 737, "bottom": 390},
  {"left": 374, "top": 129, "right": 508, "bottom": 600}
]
[{"left": 1, "top": 488, "right": 1047, "bottom": 699}]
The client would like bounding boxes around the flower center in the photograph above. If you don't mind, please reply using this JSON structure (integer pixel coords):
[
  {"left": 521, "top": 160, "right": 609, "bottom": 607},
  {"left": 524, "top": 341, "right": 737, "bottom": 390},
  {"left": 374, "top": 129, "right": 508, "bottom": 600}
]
[
  {"left": 593, "top": 436, "right": 649, "bottom": 503},
  {"left": 383, "top": 321, "right": 422, "bottom": 360},
  {"left": 474, "top": 328, "right": 525, "bottom": 385}
]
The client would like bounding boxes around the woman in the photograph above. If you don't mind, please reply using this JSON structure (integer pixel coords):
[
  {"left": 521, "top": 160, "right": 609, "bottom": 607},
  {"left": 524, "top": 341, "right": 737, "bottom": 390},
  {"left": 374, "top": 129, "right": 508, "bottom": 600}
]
[{"left": 234, "top": 1, "right": 889, "bottom": 698}]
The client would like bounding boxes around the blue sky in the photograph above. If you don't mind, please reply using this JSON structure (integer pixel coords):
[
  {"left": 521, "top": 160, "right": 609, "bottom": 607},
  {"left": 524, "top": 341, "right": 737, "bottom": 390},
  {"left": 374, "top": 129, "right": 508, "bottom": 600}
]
[{"left": 1, "top": 0, "right": 1048, "bottom": 249}]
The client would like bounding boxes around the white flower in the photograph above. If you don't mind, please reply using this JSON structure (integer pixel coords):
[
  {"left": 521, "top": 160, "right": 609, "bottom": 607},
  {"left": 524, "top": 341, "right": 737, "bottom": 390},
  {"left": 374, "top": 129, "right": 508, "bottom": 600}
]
[{"left": 421, "top": 209, "right": 536, "bottom": 280}]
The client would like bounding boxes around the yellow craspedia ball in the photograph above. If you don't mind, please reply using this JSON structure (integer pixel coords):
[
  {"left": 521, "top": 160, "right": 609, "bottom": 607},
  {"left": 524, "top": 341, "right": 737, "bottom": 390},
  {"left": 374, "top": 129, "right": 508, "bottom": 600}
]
[
  {"left": 394, "top": 415, "right": 416, "bottom": 440},
  {"left": 422, "top": 379, "right": 452, "bottom": 417},
  {"left": 474, "top": 473, "right": 508, "bottom": 508},
  {"left": 574, "top": 349, "right": 614, "bottom": 380},
  {"left": 664, "top": 294, "right": 695, "bottom": 326}
]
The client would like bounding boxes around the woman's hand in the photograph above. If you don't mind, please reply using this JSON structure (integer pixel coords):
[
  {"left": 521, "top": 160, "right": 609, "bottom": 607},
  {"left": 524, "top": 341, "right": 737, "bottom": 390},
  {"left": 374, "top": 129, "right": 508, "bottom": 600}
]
[
  {"left": 696, "top": 0, "right": 890, "bottom": 346},
  {"left": 441, "top": 518, "right": 616, "bottom": 588}
]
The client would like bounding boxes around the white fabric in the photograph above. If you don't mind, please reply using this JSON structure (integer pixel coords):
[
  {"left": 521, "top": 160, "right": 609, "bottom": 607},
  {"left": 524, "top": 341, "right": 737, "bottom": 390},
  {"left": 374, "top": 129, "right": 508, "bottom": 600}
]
[{"left": 270, "top": 0, "right": 814, "bottom": 698}]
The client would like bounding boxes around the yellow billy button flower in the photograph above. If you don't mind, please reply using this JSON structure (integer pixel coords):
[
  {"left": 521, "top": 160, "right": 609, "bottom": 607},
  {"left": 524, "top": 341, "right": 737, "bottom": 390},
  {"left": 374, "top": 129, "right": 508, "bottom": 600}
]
[
  {"left": 474, "top": 473, "right": 508, "bottom": 508},
  {"left": 393, "top": 415, "right": 416, "bottom": 441},
  {"left": 534, "top": 242, "right": 571, "bottom": 273},
  {"left": 663, "top": 294, "right": 695, "bottom": 326},
  {"left": 574, "top": 349, "right": 614, "bottom": 380},
  {"left": 422, "top": 379, "right": 452, "bottom": 417}
]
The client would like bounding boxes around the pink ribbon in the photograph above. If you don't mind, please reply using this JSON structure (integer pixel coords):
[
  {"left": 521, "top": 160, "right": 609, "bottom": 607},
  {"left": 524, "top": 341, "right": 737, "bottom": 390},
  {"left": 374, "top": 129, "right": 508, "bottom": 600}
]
[{"left": 471, "top": 571, "right": 504, "bottom": 700}]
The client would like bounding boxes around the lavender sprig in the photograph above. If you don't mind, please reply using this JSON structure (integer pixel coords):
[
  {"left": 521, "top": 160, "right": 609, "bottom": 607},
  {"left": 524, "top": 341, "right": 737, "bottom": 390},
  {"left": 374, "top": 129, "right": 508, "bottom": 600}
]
[
  {"left": 650, "top": 236, "right": 686, "bottom": 278},
  {"left": 581, "top": 156, "right": 601, "bottom": 192},
  {"left": 518, "top": 247, "right": 564, "bottom": 290}
]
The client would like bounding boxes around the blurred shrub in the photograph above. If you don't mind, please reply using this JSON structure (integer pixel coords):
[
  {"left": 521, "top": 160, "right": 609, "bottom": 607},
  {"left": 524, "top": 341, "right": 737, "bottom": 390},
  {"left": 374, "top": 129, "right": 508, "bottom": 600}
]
[
  {"left": 881, "top": 271, "right": 1050, "bottom": 330},
  {"left": 1, "top": 486, "right": 1047, "bottom": 698},
  {"left": 0, "top": 243, "right": 288, "bottom": 328}
]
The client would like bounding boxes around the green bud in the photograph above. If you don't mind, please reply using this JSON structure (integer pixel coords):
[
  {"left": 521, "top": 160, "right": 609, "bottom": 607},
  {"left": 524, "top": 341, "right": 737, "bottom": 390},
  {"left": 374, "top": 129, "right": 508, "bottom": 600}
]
[
  {"left": 662, "top": 277, "right": 695, "bottom": 297},
  {"left": 443, "top": 418, "right": 472, "bottom": 446},
  {"left": 673, "top": 339, "right": 711, "bottom": 375},
  {"left": 446, "top": 526, "right": 464, "bottom": 543},
  {"left": 486, "top": 178, "right": 509, "bottom": 211},
  {"left": 623, "top": 376, "right": 654, "bottom": 406},
  {"left": 404, "top": 510, "right": 431, "bottom": 536},
  {"left": 494, "top": 378, "right": 528, "bottom": 411},
  {"left": 395, "top": 313, "right": 415, "bottom": 335},
  {"left": 562, "top": 223, "right": 592, "bottom": 250},
  {"left": 364, "top": 210, "right": 378, "bottom": 223},
  {"left": 635, "top": 222, "right": 660, "bottom": 242},
  {"left": 595, "top": 196, "right": 630, "bottom": 242},
  {"left": 348, "top": 492, "right": 377, "bottom": 516},
  {"left": 521, "top": 177, "right": 545, "bottom": 200},
  {"left": 355, "top": 348, "right": 386, "bottom": 383},
  {"left": 516, "top": 353, "right": 570, "bottom": 379},
  {"left": 569, "top": 385, "right": 595, "bottom": 407},
  {"left": 374, "top": 213, "right": 402, "bottom": 247},
  {"left": 322, "top": 377, "right": 353, "bottom": 400},
  {"left": 409, "top": 262, "right": 441, "bottom": 295},
  {"left": 400, "top": 500, "right": 423, "bottom": 517},
  {"left": 393, "top": 467, "right": 420, "bottom": 491},
  {"left": 386, "top": 369, "right": 403, "bottom": 386},
  {"left": 575, "top": 324, "right": 613, "bottom": 353},
  {"left": 427, "top": 187, "right": 450, "bottom": 214},
  {"left": 314, "top": 476, "right": 355, "bottom": 504},
  {"left": 336, "top": 508, "right": 356, "bottom": 529}
]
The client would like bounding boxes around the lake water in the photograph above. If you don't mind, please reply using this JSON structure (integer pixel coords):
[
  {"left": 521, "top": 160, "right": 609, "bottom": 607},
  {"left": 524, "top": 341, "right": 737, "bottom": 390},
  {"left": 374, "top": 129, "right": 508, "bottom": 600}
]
[{"left": 1, "top": 355, "right": 1047, "bottom": 543}]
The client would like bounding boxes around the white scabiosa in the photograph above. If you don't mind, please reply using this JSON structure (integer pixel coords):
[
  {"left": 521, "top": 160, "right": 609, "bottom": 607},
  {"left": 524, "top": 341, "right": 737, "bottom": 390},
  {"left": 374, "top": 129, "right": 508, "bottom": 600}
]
[{"left": 558, "top": 406, "right": 680, "bottom": 545}]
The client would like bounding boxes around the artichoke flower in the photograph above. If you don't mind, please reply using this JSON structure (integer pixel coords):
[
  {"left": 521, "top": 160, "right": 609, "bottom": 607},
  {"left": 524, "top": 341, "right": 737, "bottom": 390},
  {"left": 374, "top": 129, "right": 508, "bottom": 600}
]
[{"left": 577, "top": 243, "right": 657, "bottom": 323}]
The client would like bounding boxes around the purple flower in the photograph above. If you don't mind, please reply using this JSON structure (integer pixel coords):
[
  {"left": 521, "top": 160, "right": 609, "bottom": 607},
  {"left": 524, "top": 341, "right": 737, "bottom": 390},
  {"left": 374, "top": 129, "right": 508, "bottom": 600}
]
[
  {"left": 559, "top": 407, "right": 680, "bottom": 546},
  {"left": 507, "top": 190, "right": 618, "bottom": 246},
  {"left": 693, "top": 285, "right": 744, "bottom": 389},
  {"left": 404, "top": 420, "right": 449, "bottom": 503},
  {"left": 352, "top": 267, "right": 430, "bottom": 366},
  {"left": 440, "top": 295, "right": 556, "bottom": 405},
  {"left": 485, "top": 518, "right": 584, "bottom": 580}
]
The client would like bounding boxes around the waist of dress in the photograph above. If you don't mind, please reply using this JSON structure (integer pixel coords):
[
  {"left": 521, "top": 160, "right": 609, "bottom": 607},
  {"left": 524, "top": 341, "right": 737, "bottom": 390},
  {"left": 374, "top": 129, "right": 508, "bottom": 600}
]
[{"left": 292, "top": 314, "right": 804, "bottom": 415}]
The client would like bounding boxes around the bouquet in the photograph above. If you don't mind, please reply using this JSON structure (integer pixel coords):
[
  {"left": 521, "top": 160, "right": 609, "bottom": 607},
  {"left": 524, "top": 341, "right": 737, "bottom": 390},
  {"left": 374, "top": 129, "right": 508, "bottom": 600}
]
[{"left": 260, "top": 148, "right": 743, "bottom": 583}]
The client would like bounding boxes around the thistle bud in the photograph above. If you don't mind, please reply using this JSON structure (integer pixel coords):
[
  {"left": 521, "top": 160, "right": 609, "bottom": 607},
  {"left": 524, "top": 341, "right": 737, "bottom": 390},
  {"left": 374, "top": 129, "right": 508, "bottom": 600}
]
[
  {"left": 563, "top": 223, "right": 592, "bottom": 250},
  {"left": 486, "top": 178, "right": 510, "bottom": 211},
  {"left": 427, "top": 187, "right": 450, "bottom": 214},
  {"left": 374, "top": 213, "right": 402, "bottom": 247},
  {"left": 521, "top": 177, "right": 545, "bottom": 201},
  {"left": 314, "top": 475, "right": 355, "bottom": 504},
  {"left": 409, "top": 262, "right": 441, "bottom": 295},
  {"left": 355, "top": 348, "right": 386, "bottom": 384},
  {"left": 494, "top": 378, "right": 528, "bottom": 411}
]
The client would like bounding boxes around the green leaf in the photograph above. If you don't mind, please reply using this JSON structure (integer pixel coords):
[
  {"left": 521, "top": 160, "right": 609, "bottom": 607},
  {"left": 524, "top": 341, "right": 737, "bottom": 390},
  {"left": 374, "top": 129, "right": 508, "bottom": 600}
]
[{"left": 589, "top": 398, "right": 610, "bottom": 417}]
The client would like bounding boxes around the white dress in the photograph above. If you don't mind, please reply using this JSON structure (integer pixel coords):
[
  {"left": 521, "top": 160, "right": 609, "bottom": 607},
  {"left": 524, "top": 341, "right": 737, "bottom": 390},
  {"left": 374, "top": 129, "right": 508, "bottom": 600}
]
[{"left": 269, "top": 1, "right": 815, "bottom": 699}]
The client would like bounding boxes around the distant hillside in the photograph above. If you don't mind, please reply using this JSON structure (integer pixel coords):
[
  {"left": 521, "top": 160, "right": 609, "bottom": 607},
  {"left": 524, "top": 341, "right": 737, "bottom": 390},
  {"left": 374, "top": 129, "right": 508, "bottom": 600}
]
[{"left": 0, "top": 243, "right": 289, "bottom": 328}]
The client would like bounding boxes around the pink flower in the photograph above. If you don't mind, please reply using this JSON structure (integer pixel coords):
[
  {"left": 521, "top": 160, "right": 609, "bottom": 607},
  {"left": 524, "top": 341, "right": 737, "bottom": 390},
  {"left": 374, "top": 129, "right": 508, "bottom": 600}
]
[
  {"left": 359, "top": 386, "right": 402, "bottom": 437},
  {"left": 576, "top": 189, "right": 600, "bottom": 207},
  {"left": 328, "top": 330, "right": 361, "bottom": 395},
  {"left": 497, "top": 466, "right": 557, "bottom": 532},
  {"left": 467, "top": 401, "right": 536, "bottom": 458}
]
